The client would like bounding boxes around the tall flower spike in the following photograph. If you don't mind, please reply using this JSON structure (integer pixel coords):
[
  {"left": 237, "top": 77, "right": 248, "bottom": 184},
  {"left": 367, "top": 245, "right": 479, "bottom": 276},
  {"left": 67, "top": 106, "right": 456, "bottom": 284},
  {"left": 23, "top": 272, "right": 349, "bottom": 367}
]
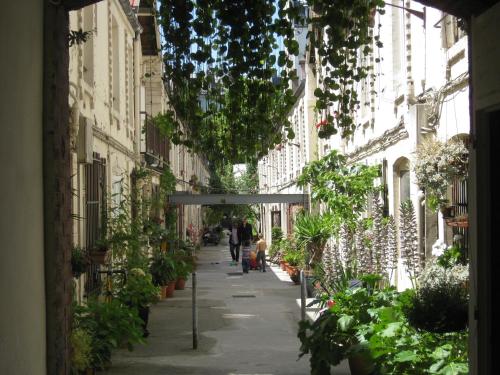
[
  {"left": 386, "top": 215, "right": 398, "bottom": 281},
  {"left": 399, "top": 200, "right": 421, "bottom": 284}
]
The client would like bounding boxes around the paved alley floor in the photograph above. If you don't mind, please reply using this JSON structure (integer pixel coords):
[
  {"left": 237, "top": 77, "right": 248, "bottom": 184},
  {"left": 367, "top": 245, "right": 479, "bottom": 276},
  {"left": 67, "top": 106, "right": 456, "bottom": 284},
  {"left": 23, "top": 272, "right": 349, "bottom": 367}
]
[{"left": 104, "top": 240, "right": 350, "bottom": 375}]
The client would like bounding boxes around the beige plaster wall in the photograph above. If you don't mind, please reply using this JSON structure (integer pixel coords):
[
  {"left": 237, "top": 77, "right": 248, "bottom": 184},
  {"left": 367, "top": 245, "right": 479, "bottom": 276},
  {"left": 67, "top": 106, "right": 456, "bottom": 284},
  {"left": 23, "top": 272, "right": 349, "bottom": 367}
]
[{"left": 0, "top": 0, "right": 46, "bottom": 374}]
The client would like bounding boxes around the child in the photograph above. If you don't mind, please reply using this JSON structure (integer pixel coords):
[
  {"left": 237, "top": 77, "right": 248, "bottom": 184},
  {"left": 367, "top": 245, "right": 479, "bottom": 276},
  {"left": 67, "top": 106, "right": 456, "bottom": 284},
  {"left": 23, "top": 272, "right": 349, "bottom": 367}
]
[
  {"left": 255, "top": 233, "right": 267, "bottom": 272},
  {"left": 241, "top": 240, "right": 251, "bottom": 273}
]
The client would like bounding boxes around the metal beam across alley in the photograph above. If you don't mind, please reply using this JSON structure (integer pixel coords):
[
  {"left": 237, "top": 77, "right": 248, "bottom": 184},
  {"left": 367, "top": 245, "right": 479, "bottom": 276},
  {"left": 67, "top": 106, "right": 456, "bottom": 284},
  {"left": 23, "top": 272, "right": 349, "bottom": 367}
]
[{"left": 168, "top": 193, "right": 308, "bottom": 205}]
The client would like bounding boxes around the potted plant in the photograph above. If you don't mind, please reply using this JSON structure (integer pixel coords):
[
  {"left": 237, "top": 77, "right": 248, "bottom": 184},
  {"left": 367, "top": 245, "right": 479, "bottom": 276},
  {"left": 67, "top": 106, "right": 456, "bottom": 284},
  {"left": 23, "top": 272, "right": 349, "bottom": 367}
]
[
  {"left": 283, "top": 249, "right": 304, "bottom": 284},
  {"left": 72, "top": 246, "right": 89, "bottom": 278},
  {"left": 173, "top": 252, "right": 195, "bottom": 290},
  {"left": 73, "top": 299, "right": 144, "bottom": 370},
  {"left": 294, "top": 213, "right": 333, "bottom": 267},
  {"left": 150, "top": 251, "right": 176, "bottom": 298},
  {"left": 116, "top": 268, "right": 160, "bottom": 337}
]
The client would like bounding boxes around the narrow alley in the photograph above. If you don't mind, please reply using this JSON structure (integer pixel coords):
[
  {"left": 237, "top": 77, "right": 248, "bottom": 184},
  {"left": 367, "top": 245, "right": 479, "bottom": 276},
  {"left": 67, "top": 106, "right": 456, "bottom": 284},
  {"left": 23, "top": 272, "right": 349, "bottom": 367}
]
[{"left": 104, "top": 238, "right": 346, "bottom": 375}]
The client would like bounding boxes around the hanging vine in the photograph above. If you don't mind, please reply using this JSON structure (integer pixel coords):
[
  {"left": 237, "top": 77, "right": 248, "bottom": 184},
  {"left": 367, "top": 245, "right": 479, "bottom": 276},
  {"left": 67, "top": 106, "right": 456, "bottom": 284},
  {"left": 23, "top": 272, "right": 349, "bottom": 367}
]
[
  {"left": 308, "top": 0, "right": 385, "bottom": 138},
  {"left": 156, "top": 0, "right": 303, "bottom": 166}
]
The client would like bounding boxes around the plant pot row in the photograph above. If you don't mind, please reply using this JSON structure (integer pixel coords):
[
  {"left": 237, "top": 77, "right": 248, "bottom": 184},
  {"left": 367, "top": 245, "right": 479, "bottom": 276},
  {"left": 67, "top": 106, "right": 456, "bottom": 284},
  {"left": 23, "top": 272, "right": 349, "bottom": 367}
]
[{"left": 160, "top": 277, "right": 187, "bottom": 299}]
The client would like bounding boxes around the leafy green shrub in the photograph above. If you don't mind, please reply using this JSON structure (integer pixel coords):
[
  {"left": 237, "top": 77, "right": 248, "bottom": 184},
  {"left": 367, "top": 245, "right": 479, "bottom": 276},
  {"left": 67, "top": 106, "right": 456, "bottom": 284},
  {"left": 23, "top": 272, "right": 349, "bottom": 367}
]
[
  {"left": 70, "top": 328, "right": 92, "bottom": 373},
  {"left": 437, "top": 244, "right": 467, "bottom": 269},
  {"left": 404, "top": 264, "right": 469, "bottom": 333},
  {"left": 117, "top": 268, "right": 160, "bottom": 308},
  {"left": 298, "top": 285, "right": 469, "bottom": 375},
  {"left": 150, "top": 251, "right": 177, "bottom": 286},
  {"left": 283, "top": 249, "right": 305, "bottom": 267},
  {"left": 271, "top": 226, "right": 283, "bottom": 243},
  {"left": 364, "top": 292, "right": 468, "bottom": 374},
  {"left": 294, "top": 213, "right": 333, "bottom": 265},
  {"left": 73, "top": 299, "right": 144, "bottom": 369}
]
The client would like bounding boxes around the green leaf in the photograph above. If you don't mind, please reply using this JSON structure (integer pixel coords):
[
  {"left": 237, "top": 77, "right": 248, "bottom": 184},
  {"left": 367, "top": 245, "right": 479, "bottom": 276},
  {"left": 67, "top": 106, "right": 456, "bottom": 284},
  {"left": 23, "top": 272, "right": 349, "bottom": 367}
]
[
  {"left": 432, "top": 345, "right": 452, "bottom": 360},
  {"left": 381, "top": 322, "right": 401, "bottom": 338},
  {"left": 337, "top": 315, "right": 355, "bottom": 332},
  {"left": 437, "top": 362, "right": 469, "bottom": 375},
  {"left": 394, "top": 350, "right": 418, "bottom": 363}
]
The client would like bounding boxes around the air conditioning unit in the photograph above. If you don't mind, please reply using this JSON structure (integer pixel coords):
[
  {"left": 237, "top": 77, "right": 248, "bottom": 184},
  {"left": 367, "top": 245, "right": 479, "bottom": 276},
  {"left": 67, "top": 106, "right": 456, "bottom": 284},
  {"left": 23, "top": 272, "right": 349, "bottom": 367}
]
[{"left": 77, "top": 116, "right": 93, "bottom": 164}]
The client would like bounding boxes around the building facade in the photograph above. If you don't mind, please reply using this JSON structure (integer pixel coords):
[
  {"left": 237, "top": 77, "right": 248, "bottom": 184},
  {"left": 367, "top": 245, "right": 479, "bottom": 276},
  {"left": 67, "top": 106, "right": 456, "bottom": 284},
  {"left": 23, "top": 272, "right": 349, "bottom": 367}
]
[
  {"left": 68, "top": 0, "right": 208, "bottom": 300},
  {"left": 258, "top": 2, "right": 470, "bottom": 289}
]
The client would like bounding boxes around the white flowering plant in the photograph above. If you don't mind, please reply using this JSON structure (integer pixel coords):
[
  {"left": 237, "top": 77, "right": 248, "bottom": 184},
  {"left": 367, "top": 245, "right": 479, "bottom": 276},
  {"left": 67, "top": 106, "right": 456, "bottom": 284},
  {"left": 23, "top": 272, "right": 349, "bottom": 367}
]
[{"left": 414, "top": 138, "right": 468, "bottom": 211}]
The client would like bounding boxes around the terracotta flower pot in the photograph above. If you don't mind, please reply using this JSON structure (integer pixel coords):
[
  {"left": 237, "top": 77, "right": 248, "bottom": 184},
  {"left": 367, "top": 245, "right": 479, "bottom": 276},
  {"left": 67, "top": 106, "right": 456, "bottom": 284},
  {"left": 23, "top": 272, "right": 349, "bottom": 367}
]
[
  {"left": 165, "top": 281, "right": 176, "bottom": 298},
  {"left": 175, "top": 278, "right": 186, "bottom": 290}
]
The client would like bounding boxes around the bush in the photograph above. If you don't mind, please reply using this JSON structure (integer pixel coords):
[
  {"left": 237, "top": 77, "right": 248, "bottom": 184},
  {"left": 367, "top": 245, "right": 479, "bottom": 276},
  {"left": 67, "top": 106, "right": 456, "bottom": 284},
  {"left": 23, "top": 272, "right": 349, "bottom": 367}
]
[
  {"left": 117, "top": 268, "right": 160, "bottom": 308},
  {"left": 73, "top": 299, "right": 144, "bottom": 369},
  {"left": 70, "top": 328, "right": 92, "bottom": 373},
  {"left": 150, "top": 251, "right": 177, "bottom": 286},
  {"left": 271, "top": 226, "right": 283, "bottom": 243},
  {"left": 404, "top": 263, "right": 469, "bottom": 333}
]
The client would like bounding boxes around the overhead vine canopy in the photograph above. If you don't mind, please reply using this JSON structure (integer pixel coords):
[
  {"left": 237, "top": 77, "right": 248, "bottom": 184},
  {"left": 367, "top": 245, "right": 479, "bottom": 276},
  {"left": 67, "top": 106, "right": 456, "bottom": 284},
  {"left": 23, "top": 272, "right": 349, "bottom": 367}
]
[
  {"left": 155, "top": 0, "right": 385, "bottom": 164},
  {"left": 156, "top": 0, "right": 303, "bottom": 166}
]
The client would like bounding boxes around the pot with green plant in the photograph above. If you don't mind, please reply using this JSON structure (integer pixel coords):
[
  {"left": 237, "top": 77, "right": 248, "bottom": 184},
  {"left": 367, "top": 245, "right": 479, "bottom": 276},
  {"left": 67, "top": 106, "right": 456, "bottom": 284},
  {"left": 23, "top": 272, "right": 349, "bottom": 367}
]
[
  {"left": 173, "top": 255, "right": 194, "bottom": 290},
  {"left": 283, "top": 249, "right": 305, "bottom": 284},
  {"left": 117, "top": 268, "right": 160, "bottom": 337},
  {"left": 72, "top": 246, "right": 89, "bottom": 278},
  {"left": 294, "top": 213, "right": 333, "bottom": 267},
  {"left": 150, "top": 251, "right": 177, "bottom": 298}
]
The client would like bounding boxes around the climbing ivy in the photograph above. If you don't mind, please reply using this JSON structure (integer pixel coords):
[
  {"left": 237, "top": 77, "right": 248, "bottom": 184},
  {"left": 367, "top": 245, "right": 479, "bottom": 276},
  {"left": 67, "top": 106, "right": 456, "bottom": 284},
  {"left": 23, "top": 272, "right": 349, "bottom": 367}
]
[{"left": 156, "top": 0, "right": 384, "bottom": 161}]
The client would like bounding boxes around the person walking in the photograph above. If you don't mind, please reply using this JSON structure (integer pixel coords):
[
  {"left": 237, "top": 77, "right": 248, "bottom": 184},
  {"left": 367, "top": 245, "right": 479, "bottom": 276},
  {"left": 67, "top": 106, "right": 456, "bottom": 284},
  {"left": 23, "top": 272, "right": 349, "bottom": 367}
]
[
  {"left": 255, "top": 233, "right": 267, "bottom": 272},
  {"left": 228, "top": 221, "right": 241, "bottom": 265},
  {"left": 238, "top": 217, "right": 253, "bottom": 244},
  {"left": 241, "top": 240, "right": 251, "bottom": 273}
]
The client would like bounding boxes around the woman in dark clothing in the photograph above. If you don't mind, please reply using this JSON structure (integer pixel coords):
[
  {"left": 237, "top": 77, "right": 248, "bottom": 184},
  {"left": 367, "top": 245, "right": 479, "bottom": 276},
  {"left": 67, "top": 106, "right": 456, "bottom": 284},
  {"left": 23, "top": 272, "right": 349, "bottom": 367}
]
[{"left": 238, "top": 217, "right": 253, "bottom": 243}]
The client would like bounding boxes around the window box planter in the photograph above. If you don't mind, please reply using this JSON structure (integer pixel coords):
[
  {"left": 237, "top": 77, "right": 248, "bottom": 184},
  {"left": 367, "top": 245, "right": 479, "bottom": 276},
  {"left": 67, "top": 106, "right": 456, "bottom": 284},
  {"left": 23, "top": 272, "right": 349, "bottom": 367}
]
[
  {"left": 89, "top": 248, "right": 108, "bottom": 265},
  {"left": 445, "top": 215, "right": 468, "bottom": 228}
]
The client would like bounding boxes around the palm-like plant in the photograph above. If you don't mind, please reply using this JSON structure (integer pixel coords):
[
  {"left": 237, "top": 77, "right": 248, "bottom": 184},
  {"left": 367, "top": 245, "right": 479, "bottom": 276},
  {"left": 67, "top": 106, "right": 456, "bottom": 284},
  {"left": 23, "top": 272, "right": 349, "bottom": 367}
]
[{"left": 294, "top": 213, "right": 333, "bottom": 266}]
